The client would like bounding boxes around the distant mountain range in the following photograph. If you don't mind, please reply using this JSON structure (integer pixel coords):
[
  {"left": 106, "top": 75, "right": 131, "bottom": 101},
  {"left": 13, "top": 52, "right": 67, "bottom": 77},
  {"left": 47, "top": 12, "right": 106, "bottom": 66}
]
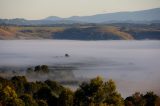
[
  {"left": 0, "top": 8, "right": 160, "bottom": 25},
  {"left": 45, "top": 8, "right": 160, "bottom": 23}
]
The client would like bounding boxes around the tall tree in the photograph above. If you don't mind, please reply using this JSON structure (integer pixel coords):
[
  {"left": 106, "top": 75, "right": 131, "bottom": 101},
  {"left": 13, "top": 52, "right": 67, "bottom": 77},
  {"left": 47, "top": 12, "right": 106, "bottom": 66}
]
[
  {"left": 104, "top": 79, "right": 124, "bottom": 106},
  {"left": 58, "top": 88, "right": 74, "bottom": 106},
  {"left": 74, "top": 76, "right": 124, "bottom": 106}
]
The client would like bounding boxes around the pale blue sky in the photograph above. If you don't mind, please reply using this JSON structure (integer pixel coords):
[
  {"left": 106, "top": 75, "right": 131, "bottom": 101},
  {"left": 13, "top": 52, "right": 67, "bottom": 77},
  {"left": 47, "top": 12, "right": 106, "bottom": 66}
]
[{"left": 0, "top": 0, "right": 160, "bottom": 19}]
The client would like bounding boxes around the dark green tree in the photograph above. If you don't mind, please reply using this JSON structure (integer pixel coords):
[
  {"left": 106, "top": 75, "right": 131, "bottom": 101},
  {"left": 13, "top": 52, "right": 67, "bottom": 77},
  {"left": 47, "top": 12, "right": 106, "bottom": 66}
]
[
  {"left": 45, "top": 80, "right": 64, "bottom": 95},
  {"left": 125, "top": 92, "right": 146, "bottom": 106},
  {"left": 34, "top": 87, "right": 58, "bottom": 106},
  {"left": 20, "top": 94, "right": 38, "bottom": 106},
  {"left": 74, "top": 76, "right": 124, "bottom": 106},
  {"left": 24, "top": 82, "right": 38, "bottom": 95},
  {"left": 74, "top": 77, "right": 105, "bottom": 106},
  {"left": 104, "top": 79, "right": 124, "bottom": 106},
  {"left": 41, "top": 65, "right": 49, "bottom": 73},
  {"left": 34, "top": 65, "right": 41, "bottom": 72},
  {"left": 0, "top": 76, "right": 13, "bottom": 89},
  {"left": 58, "top": 88, "right": 74, "bottom": 106},
  {"left": 34, "top": 65, "right": 49, "bottom": 73},
  {"left": 11, "top": 76, "right": 27, "bottom": 95},
  {"left": 125, "top": 96, "right": 135, "bottom": 106},
  {"left": 143, "top": 91, "right": 158, "bottom": 106}
]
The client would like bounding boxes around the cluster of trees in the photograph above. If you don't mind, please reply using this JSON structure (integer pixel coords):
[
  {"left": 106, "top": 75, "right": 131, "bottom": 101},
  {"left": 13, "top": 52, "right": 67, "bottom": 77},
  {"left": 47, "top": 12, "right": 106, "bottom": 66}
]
[
  {"left": 0, "top": 76, "right": 159, "bottom": 106},
  {"left": 125, "top": 92, "right": 160, "bottom": 106},
  {"left": 27, "top": 65, "right": 49, "bottom": 74}
]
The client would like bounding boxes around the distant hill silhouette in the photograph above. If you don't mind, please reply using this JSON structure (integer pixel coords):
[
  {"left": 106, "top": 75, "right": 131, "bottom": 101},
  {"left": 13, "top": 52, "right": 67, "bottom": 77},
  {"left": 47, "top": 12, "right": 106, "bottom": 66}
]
[
  {"left": 45, "top": 16, "right": 62, "bottom": 21},
  {"left": 0, "top": 8, "right": 160, "bottom": 25},
  {"left": 66, "top": 8, "right": 160, "bottom": 23}
]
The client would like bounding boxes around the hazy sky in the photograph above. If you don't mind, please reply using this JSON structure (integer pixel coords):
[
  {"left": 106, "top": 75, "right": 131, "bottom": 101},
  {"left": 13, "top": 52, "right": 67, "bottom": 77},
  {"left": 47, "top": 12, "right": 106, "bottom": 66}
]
[{"left": 0, "top": 0, "right": 160, "bottom": 19}]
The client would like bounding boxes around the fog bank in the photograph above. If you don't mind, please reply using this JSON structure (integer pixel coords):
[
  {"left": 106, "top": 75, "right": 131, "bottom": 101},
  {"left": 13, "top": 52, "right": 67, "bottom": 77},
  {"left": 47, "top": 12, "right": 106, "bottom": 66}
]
[{"left": 0, "top": 40, "right": 160, "bottom": 97}]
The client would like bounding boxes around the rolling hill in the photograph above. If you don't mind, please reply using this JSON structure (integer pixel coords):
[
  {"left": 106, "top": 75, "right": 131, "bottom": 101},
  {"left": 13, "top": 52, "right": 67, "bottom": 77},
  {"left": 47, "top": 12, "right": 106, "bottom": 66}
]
[
  {"left": 0, "top": 8, "right": 160, "bottom": 40},
  {"left": 0, "top": 24, "right": 160, "bottom": 40}
]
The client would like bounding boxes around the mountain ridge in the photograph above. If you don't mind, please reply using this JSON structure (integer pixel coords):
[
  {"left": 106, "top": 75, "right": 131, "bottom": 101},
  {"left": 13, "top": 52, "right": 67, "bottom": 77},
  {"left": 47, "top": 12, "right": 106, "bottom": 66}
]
[
  {"left": 44, "top": 8, "right": 160, "bottom": 23},
  {"left": 0, "top": 8, "right": 160, "bottom": 25}
]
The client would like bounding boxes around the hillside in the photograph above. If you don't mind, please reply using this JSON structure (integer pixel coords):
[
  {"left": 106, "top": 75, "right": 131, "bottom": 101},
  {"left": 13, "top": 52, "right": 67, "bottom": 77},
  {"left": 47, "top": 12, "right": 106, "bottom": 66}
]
[{"left": 0, "top": 24, "right": 160, "bottom": 40}]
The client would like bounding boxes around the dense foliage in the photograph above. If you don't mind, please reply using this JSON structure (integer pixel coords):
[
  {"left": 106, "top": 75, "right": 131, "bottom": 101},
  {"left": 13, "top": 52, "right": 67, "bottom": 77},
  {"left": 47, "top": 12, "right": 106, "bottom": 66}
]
[
  {"left": 0, "top": 76, "right": 159, "bottom": 106},
  {"left": 74, "top": 77, "right": 124, "bottom": 106}
]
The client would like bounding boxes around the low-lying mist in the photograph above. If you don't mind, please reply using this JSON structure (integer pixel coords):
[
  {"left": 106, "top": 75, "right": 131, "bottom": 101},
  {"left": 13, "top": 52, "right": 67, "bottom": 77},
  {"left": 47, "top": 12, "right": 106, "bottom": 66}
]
[{"left": 0, "top": 40, "right": 160, "bottom": 97}]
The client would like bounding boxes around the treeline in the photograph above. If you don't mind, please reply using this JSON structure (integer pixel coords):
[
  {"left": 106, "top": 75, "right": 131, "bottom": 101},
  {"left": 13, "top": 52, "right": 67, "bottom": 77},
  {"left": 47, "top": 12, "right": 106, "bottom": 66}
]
[{"left": 0, "top": 76, "right": 160, "bottom": 106}]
